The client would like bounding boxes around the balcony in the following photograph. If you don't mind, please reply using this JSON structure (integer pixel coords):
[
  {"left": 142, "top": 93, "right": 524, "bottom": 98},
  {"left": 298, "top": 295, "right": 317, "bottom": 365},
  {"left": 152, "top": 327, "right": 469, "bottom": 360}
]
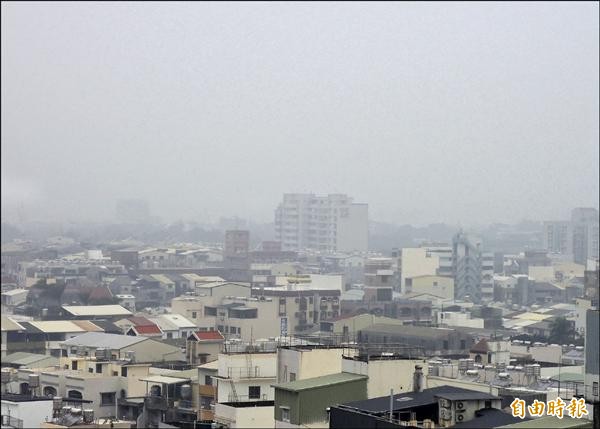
[
  {"left": 1, "top": 415, "right": 23, "bottom": 429},
  {"left": 226, "top": 366, "right": 269, "bottom": 379},
  {"left": 227, "top": 393, "right": 268, "bottom": 402},
  {"left": 199, "top": 384, "right": 216, "bottom": 396}
]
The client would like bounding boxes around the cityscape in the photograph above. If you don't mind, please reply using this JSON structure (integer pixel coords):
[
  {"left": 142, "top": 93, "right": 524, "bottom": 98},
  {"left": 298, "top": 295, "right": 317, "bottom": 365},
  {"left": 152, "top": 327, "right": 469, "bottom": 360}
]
[{"left": 1, "top": 2, "right": 599, "bottom": 429}]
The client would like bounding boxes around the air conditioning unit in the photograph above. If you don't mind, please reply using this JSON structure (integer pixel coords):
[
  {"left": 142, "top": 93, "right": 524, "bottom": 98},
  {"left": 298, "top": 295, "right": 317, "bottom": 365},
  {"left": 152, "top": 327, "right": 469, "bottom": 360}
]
[
  {"left": 439, "top": 398, "right": 451, "bottom": 408},
  {"left": 456, "top": 414, "right": 465, "bottom": 423},
  {"left": 456, "top": 401, "right": 465, "bottom": 410}
]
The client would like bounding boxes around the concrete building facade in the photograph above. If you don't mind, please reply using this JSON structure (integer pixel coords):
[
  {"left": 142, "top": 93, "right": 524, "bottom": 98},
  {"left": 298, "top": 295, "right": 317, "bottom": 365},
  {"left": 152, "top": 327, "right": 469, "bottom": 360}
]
[{"left": 274, "top": 193, "right": 368, "bottom": 253}]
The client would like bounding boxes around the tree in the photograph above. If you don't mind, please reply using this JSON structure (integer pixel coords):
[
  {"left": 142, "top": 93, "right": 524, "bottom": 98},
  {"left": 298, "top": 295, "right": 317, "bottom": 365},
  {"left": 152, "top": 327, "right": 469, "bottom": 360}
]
[{"left": 548, "top": 317, "right": 576, "bottom": 345}]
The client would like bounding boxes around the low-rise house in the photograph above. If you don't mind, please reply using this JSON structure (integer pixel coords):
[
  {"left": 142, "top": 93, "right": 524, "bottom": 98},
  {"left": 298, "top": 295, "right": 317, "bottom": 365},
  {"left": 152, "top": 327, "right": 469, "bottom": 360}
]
[
  {"left": 438, "top": 310, "right": 485, "bottom": 329},
  {"left": 469, "top": 339, "right": 511, "bottom": 366},
  {"left": 186, "top": 330, "right": 224, "bottom": 364},
  {"left": 213, "top": 351, "right": 277, "bottom": 403},
  {"left": 1, "top": 288, "right": 28, "bottom": 309},
  {"left": 330, "top": 385, "right": 507, "bottom": 428},
  {"left": 150, "top": 314, "right": 196, "bottom": 339},
  {"left": 2, "top": 352, "right": 59, "bottom": 369},
  {"left": 272, "top": 372, "right": 368, "bottom": 428},
  {"left": 60, "top": 332, "right": 185, "bottom": 362},
  {"left": 276, "top": 345, "right": 348, "bottom": 384},
  {"left": 357, "top": 324, "right": 475, "bottom": 357},
  {"left": 2, "top": 319, "right": 106, "bottom": 357},
  {"left": 1, "top": 315, "right": 25, "bottom": 357},
  {"left": 1, "top": 393, "right": 54, "bottom": 429},
  {"left": 61, "top": 305, "right": 132, "bottom": 321}
]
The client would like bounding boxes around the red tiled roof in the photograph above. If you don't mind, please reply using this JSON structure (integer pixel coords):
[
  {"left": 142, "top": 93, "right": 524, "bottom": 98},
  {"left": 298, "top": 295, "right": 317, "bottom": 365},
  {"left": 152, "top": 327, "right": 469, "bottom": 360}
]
[
  {"left": 470, "top": 338, "right": 489, "bottom": 354},
  {"left": 193, "top": 331, "right": 224, "bottom": 341},
  {"left": 133, "top": 325, "right": 162, "bottom": 335},
  {"left": 88, "top": 286, "right": 113, "bottom": 302},
  {"left": 128, "top": 316, "right": 155, "bottom": 326}
]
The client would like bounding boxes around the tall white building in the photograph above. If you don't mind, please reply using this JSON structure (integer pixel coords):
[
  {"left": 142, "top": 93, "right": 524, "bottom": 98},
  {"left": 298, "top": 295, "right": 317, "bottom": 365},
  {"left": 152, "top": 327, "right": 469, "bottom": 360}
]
[
  {"left": 571, "top": 208, "right": 600, "bottom": 265},
  {"left": 543, "top": 221, "right": 572, "bottom": 255},
  {"left": 274, "top": 193, "right": 368, "bottom": 253}
]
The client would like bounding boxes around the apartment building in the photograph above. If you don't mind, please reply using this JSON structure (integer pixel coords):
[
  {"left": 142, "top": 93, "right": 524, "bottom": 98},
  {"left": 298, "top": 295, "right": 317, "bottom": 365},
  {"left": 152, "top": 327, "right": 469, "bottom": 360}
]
[
  {"left": 452, "top": 232, "right": 494, "bottom": 303},
  {"left": 572, "top": 208, "right": 600, "bottom": 265},
  {"left": 543, "top": 221, "right": 572, "bottom": 255},
  {"left": 213, "top": 351, "right": 277, "bottom": 403},
  {"left": 274, "top": 193, "right": 368, "bottom": 253}
]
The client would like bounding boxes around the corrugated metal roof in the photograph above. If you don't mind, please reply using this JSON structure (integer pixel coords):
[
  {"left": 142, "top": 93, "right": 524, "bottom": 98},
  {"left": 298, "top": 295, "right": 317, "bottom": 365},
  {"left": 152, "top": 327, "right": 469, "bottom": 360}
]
[
  {"left": 272, "top": 372, "right": 367, "bottom": 392},
  {"left": 150, "top": 274, "right": 175, "bottom": 285},
  {"left": 151, "top": 314, "right": 195, "bottom": 331},
  {"left": 62, "top": 305, "right": 132, "bottom": 316},
  {"left": 28, "top": 321, "right": 85, "bottom": 333},
  {"left": 198, "top": 360, "right": 219, "bottom": 370},
  {"left": 1, "top": 315, "right": 25, "bottom": 331},
  {"left": 3, "top": 352, "right": 59, "bottom": 366},
  {"left": 1, "top": 289, "right": 28, "bottom": 296},
  {"left": 61, "top": 332, "right": 146, "bottom": 349},
  {"left": 71, "top": 320, "right": 104, "bottom": 332},
  {"left": 139, "top": 375, "right": 190, "bottom": 385}
]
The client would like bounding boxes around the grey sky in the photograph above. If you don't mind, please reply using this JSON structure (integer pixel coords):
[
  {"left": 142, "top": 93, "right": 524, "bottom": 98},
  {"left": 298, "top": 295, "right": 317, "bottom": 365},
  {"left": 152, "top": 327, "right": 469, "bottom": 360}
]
[{"left": 2, "top": 2, "right": 598, "bottom": 226}]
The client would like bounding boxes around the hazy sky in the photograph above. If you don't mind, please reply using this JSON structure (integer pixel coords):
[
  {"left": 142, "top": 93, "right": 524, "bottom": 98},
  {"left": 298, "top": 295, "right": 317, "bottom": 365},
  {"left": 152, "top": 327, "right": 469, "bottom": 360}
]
[{"left": 2, "top": 2, "right": 598, "bottom": 226}]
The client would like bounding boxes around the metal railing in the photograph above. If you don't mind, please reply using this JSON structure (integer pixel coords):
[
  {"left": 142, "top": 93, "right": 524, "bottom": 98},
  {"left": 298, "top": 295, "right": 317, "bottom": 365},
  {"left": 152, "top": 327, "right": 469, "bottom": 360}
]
[
  {"left": 226, "top": 366, "right": 263, "bottom": 379},
  {"left": 1, "top": 415, "right": 23, "bottom": 429},
  {"left": 227, "top": 393, "right": 268, "bottom": 402}
]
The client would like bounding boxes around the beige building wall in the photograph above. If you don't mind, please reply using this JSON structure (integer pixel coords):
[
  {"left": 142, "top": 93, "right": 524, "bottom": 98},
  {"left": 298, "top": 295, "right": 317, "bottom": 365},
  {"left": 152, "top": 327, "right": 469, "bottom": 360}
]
[
  {"left": 214, "top": 403, "right": 274, "bottom": 428},
  {"left": 400, "top": 249, "right": 440, "bottom": 290},
  {"left": 277, "top": 347, "right": 346, "bottom": 383},
  {"left": 125, "top": 339, "right": 184, "bottom": 362},
  {"left": 410, "top": 275, "right": 454, "bottom": 300},
  {"left": 341, "top": 358, "right": 428, "bottom": 398}
]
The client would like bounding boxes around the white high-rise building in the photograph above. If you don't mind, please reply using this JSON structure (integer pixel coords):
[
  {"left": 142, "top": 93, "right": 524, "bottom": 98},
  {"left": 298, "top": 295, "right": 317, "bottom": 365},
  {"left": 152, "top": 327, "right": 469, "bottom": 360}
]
[
  {"left": 274, "top": 193, "right": 368, "bottom": 253},
  {"left": 571, "top": 208, "right": 600, "bottom": 265},
  {"left": 543, "top": 221, "right": 572, "bottom": 255}
]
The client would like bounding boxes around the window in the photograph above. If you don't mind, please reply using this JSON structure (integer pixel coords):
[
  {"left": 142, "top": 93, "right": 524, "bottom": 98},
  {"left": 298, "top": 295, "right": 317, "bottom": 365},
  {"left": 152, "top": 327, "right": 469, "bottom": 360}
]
[
  {"left": 181, "top": 331, "right": 187, "bottom": 337},
  {"left": 460, "top": 340, "right": 466, "bottom": 350},
  {"left": 167, "top": 332, "right": 173, "bottom": 339},
  {"left": 290, "top": 372, "right": 296, "bottom": 382},
  {"left": 192, "top": 312, "right": 197, "bottom": 319},
  {"left": 594, "top": 382, "right": 599, "bottom": 396},
  {"left": 89, "top": 368, "right": 94, "bottom": 373},
  {"left": 43, "top": 386, "right": 57, "bottom": 397},
  {"left": 485, "top": 400, "right": 492, "bottom": 409},
  {"left": 71, "top": 361, "right": 78, "bottom": 370},
  {"left": 248, "top": 386, "right": 261, "bottom": 399},
  {"left": 205, "top": 375, "right": 213, "bottom": 386},
  {"left": 96, "top": 363, "right": 102, "bottom": 373},
  {"left": 112, "top": 371, "right": 118, "bottom": 376},
  {"left": 121, "top": 367, "right": 128, "bottom": 377},
  {"left": 100, "top": 392, "right": 116, "bottom": 406},
  {"left": 443, "top": 340, "right": 449, "bottom": 350},
  {"left": 281, "top": 407, "right": 290, "bottom": 423}
]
